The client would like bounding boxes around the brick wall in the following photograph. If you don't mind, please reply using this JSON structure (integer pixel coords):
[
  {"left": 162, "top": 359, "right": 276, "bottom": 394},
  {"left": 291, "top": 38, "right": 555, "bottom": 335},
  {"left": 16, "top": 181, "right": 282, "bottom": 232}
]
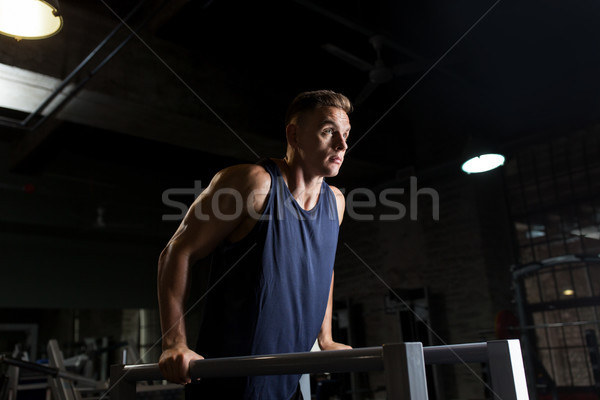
[{"left": 333, "top": 168, "right": 515, "bottom": 399}]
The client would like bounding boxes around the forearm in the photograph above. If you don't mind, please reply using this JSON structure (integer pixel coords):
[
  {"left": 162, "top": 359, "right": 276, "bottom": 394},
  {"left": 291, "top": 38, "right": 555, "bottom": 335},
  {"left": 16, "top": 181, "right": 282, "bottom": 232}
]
[
  {"left": 318, "top": 272, "right": 335, "bottom": 348},
  {"left": 318, "top": 321, "right": 334, "bottom": 348},
  {"left": 158, "top": 246, "right": 192, "bottom": 350},
  {"left": 318, "top": 272, "right": 352, "bottom": 351}
]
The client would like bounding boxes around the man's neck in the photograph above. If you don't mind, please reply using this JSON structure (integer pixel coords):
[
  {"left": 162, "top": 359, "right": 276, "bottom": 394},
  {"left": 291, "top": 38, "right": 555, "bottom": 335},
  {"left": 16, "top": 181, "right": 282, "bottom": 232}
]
[{"left": 276, "top": 158, "right": 323, "bottom": 210}]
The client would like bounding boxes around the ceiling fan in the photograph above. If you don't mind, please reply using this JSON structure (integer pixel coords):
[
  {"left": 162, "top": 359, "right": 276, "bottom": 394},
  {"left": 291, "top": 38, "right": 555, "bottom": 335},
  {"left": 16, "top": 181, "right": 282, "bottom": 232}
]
[{"left": 322, "top": 35, "right": 428, "bottom": 106}]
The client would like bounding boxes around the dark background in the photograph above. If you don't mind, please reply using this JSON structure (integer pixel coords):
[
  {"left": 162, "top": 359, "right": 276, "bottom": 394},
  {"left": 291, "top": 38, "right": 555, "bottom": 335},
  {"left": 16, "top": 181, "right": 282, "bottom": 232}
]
[{"left": 1, "top": 1, "right": 600, "bottom": 397}]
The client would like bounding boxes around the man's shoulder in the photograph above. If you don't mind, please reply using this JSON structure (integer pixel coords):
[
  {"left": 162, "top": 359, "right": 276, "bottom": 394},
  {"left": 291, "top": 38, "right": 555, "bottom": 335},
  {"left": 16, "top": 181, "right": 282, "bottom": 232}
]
[
  {"left": 328, "top": 185, "right": 345, "bottom": 201},
  {"left": 212, "top": 163, "right": 271, "bottom": 193},
  {"left": 327, "top": 185, "right": 346, "bottom": 223}
]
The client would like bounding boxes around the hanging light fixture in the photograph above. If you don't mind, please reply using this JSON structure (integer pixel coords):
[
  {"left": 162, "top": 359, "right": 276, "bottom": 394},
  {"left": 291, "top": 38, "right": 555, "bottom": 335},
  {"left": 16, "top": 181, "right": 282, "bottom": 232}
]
[
  {"left": 462, "top": 153, "right": 505, "bottom": 174},
  {"left": 460, "top": 135, "right": 505, "bottom": 174},
  {"left": 0, "top": 0, "right": 63, "bottom": 41}
]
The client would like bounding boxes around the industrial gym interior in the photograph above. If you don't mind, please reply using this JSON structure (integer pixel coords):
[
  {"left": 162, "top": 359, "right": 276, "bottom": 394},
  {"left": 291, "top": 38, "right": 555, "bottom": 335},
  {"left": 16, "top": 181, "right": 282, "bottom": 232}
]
[{"left": 0, "top": 0, "right": 599, "bottom": 399}]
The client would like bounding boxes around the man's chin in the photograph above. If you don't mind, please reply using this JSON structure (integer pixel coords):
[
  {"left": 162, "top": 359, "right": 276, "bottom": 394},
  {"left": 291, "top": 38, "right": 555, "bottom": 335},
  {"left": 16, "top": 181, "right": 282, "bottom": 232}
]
[{"left": 325, "top": 166, "right": 342, "bottom": 177}]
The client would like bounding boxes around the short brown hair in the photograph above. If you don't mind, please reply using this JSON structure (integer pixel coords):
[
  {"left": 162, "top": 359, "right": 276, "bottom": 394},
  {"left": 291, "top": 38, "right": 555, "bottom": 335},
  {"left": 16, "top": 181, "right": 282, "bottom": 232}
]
[{"left": 284, "top": 90, "right": 353, "bottom": 125}]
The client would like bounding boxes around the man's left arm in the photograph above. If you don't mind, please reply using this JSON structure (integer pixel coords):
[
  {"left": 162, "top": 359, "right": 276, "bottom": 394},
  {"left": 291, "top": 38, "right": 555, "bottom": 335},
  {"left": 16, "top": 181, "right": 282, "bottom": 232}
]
[{"left": 318, "top": 185, "right": 352, "bottom": 351}]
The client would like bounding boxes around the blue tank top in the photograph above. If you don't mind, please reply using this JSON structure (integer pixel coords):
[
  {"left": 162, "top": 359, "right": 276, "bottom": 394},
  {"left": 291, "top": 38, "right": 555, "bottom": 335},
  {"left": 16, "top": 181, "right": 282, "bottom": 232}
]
[{"left": 190, "top": 158, "right": 340, "bottom": 400}]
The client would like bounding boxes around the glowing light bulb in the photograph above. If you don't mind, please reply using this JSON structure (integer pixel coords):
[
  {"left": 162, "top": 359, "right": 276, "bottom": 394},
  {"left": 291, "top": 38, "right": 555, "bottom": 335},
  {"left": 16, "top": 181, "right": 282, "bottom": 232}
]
[
  {"left": 0, "top": 0, "right": 62, "bottom": 40},
  {"left": 461, "top": 153, "right": 505, "bottom": 174}
]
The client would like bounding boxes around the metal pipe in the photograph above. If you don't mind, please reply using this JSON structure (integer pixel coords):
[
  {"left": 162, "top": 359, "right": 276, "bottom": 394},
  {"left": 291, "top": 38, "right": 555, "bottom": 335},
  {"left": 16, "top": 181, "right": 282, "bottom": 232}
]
[
  {"left": 124, "top": 347, "right": 384, "bottom": 381},
  {"left": 28, "top": 21, "right": 138, "bottom": 132},
  {"left": 0, "top": 115, "right": 26, "bottom": 130},
  {"left": 423, "top": 342, "right": 488, "bottom": 364},
  {"left": 119, "top": 343, "right": 493, "bottom": 382},
  {"left": 0, "top": 356, "right": 99, "bottom": 387}
]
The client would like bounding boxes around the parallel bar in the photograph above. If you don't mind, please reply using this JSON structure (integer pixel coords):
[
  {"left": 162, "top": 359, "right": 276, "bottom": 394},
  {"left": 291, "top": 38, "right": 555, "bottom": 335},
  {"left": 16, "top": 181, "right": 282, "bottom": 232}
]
[
  {"left": 124, "top": 347, "right": 383, "bottom": 381},
  {"left": 423, "top": 342, "right": 488, "bottom": 364},
  {"left": 383, "top": 343, "right": 428, "bottom": 400},
  {"left": 119, "top": 342, "right": 494, "bottom": 382},
  {"left": 110, "top": 341, "right": 530, "bottom": 400},
  {"left": 487, "top": 340, "right": 529, "bottom": 400}
]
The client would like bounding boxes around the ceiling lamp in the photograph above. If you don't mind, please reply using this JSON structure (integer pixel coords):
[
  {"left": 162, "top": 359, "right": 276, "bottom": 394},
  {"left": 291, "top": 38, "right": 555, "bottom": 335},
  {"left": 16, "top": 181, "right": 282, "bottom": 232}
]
[
  {"left": 462, "top": 153, "right": 505, "bottom": 174},
  {"left": 0, "top": 0, "right": 63, "bottom": 40},
  {"left": 461, "top": 135, "right": 505, "bottom": 174}
]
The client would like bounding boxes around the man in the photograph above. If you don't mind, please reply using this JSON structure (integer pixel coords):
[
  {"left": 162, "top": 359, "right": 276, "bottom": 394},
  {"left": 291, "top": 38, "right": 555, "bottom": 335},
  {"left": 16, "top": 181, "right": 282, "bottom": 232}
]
[{"left": 157, "top": 90, "right": 352, "bottom": 399}]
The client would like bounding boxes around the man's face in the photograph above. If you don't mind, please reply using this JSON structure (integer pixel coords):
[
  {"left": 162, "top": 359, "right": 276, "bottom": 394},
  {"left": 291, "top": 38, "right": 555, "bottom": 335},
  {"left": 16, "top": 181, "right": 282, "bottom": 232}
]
[{"left": 293, "top": 106, "right": 351, "bottom": 177}]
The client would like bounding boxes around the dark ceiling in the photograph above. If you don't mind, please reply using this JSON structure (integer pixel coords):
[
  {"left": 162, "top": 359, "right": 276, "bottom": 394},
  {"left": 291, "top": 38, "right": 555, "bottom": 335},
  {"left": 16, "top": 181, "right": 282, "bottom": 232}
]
[{"left": 149, "top": 0, "right": 600, "bottom": 175}]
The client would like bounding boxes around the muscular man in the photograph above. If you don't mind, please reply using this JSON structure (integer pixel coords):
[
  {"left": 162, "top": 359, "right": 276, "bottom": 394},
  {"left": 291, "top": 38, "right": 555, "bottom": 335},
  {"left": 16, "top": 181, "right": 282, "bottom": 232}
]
[{"left": 157, "top": 90, "right": 352, "bottom": 399}]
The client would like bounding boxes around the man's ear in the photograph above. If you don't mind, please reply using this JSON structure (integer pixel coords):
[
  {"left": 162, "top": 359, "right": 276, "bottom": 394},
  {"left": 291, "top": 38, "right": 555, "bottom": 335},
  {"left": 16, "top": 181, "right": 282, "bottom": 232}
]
[{"left": 286, "top": 123, "right": 299, "bottom": 148}]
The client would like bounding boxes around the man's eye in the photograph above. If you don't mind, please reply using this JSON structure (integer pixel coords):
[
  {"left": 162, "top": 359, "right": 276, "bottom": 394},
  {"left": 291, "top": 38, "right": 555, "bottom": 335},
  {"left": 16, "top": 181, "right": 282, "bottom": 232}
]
[{"left": 323, "top": 128, "right": 334, "bottom": 135}]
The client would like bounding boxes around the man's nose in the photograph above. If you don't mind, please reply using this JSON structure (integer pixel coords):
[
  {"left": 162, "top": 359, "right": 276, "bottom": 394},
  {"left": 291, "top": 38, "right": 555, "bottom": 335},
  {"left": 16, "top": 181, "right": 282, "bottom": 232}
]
[{"left": 335, "top": 135, "right": 348, "bottom": 151}]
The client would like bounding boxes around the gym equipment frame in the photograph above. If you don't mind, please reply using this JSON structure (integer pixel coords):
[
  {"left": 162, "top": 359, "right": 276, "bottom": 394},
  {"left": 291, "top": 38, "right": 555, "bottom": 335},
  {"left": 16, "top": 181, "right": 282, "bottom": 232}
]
[{"left": 109, "top": 340, "right": 528, "bottom": 400}]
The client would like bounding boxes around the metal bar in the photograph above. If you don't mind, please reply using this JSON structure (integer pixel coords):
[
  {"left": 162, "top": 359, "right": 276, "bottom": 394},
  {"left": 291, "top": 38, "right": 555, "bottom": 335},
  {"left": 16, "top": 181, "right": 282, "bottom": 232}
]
[
  {"left": 123, "top": 343, "right": 497, "bottom": 382},
  {"left": 47, "top": 339, "right": 75, "bottom": 400},
  {"left": 422, "top": 342, "right": 488, "bottom": 364},
  {"left": 513, "top": 277, "right": 540, "bottom": 399},
  {"left": 7, "top": 364, "right": 19, "bottom": 400},
  {"left": 487, "top": 340, "right": 529, "bottom": 400},
  {"left": 117, "top": 342, "right": 501, "bottom": 383},
  {"left": 0, "top": 115, "right": 24, "bottom": 129},
  {"left": 383, "top": 342, "right": 428, "bottom": 400},
  {"left": 0, "top": 357, "right": 98, "bottom": 387},
  {"left": 110, "top": 341, "right": 531, "bottom": 400},
  {"left": 124, "top": 347, "right": 384, "bottom": 382}
]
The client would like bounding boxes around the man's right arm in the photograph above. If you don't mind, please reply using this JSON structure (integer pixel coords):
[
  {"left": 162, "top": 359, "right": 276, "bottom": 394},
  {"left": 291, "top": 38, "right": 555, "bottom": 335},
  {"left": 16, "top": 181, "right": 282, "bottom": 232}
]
[{"left": 157, "top": 164, "right": 269, "bottom": 384}]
